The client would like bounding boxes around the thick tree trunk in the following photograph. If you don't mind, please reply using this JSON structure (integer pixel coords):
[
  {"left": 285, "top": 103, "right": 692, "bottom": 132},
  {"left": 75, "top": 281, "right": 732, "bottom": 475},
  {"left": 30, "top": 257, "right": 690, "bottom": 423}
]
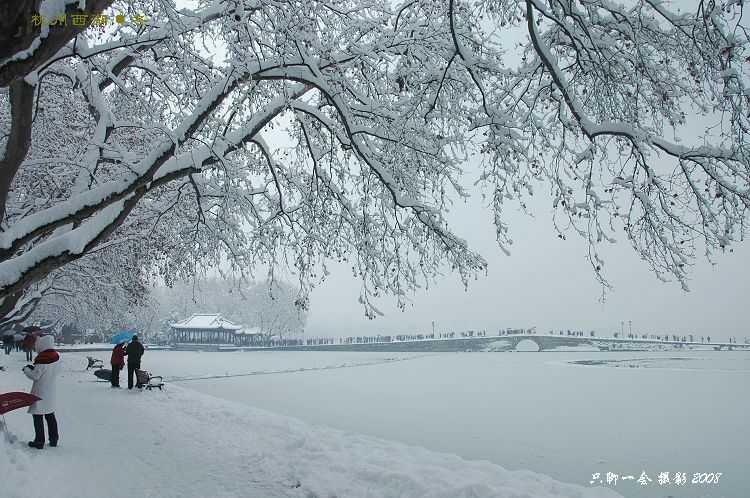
[
  {"left": 0, "top": 80, "right": 35, "bottom": 226},
  {"left": 0, "top": 1, "right": 43, "bottom": 72}
]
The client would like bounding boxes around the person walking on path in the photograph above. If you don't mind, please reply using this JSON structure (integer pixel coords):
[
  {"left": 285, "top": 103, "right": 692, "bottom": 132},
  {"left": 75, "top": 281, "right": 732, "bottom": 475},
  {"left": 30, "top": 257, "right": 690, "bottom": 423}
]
[
  {"left": 125, "top": 335, "right": 145, "bottom": 389},
  {"left": 3, "top": 332, "right": 13, "bottom": 355},
  {"left": 110, "top": 342, "right": 126, "bottom": 388},
  {"left": 14, "top": 332, "right": 23, "bottom": 352},
  {"left": 22, "top": 335, "right": 60, "bottom": 449},
  {"left": 22, "top": 332, "right": 37, "bottom": 362}
]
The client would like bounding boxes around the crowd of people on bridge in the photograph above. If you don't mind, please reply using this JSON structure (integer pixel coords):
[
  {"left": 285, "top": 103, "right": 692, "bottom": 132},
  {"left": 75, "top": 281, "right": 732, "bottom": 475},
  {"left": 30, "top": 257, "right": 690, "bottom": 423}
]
[
  {"left": 613, "top": 333, "right": 699, "bottom": 341},
  {"left": 264, "top": 338, "right": 305, "bottom": 347},
  {"left": 305, "top": 337, "right": 336, "bottom": 346},
  {"left": 172, "top": 328, "right": 750, "bottom": 349},
  {"left": 549, "top": 330, "right": 593, "bottom": 337},
  {"left": 605, "top": 333, "right": 750, "bottom": 344},
  {"left": 300, "top": 328, "right": 543, "bottom": 346},
  {"left": 332, "top": 329, "right": 521, "bottom": 345},
  {"left": 297, "top": 329, "right": 749, "bottom": 348}
]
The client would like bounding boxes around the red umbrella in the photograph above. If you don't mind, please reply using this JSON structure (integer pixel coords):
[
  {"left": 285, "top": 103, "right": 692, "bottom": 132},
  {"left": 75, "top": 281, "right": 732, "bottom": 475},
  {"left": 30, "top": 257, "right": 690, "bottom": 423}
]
[
  {"left": 0, "top": 391, "right": 41, "bottom": 442},
  {"left": 0, "top": 391, "right": 40, "bottom": 415}
]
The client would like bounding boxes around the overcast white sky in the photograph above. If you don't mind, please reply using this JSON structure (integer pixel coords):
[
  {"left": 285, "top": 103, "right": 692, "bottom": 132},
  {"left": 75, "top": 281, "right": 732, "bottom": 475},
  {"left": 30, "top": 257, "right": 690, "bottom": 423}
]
[
  {"left": 302, "top": 4, "right": 750, "bottom": 343},
  {"left": 304, "top": 173, "right": 749, "bottom": 342},
  {"left": 165, "top": 0, "right": 748, "bottom": 343},
  {"left": 291, "top": 2, "right": 747, "bottom": 343}
]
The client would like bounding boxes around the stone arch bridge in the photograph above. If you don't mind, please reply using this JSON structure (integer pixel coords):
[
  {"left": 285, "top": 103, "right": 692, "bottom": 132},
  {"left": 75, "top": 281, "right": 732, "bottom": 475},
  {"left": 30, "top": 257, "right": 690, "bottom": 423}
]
[{"left": 257, "top": 334, "right": 747, "bottom": 353}]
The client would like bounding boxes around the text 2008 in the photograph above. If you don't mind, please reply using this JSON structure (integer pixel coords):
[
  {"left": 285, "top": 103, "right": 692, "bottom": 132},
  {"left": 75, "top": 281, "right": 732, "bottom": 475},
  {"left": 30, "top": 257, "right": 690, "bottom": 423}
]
[{"left": 692, "top": 473, "right": 721, "bottom": 484}]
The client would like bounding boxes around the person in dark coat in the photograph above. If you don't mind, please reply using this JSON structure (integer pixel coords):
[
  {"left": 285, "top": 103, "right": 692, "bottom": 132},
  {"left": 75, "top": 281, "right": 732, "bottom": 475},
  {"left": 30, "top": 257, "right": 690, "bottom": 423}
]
[
  {"left": 22, "top": 333, "right": 36, "bottom": 361},
  {"left": 110, "top": 342, "right": 126, "bottom": 388},
  {"left": 3, "top": 332, "right": 13, "bottom": 355},
  {"left": 125, "top": 335, "right": 145, "bottom": 389},
  {"left": 14, "top": 332, "right": 23, "bottom": 351}
]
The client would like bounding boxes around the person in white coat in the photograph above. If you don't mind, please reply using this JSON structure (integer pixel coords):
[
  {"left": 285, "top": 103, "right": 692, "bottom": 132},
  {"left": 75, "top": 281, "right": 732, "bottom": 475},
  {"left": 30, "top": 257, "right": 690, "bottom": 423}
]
[{"left": 22, "top": 335, "right": 60, "bottom": 449}]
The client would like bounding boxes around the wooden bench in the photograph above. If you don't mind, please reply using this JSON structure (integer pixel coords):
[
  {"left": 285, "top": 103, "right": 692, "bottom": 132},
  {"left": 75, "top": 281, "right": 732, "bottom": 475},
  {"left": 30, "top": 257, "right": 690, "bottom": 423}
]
[{"left": 86, "top": 357, "right": 104, "bottom": 370}]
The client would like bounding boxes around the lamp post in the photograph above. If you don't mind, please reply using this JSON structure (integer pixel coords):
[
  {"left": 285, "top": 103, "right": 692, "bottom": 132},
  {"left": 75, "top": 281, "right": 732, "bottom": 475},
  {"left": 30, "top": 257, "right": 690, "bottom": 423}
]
[
  {"left": 432, "top": 321, "right": 435, "bottom": 338},
  {"left": 629, "top": 320, "right": 632, "bottom": 337}
]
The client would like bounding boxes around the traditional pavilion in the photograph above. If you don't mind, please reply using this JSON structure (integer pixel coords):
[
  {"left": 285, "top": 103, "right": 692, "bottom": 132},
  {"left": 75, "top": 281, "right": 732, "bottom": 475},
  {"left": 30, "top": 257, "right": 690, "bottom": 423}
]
[
  {"left": 234, "top": 326, "right": 263, "bottom": 347},
  {"left": 169, "top": 313, "right": 243, "bottom": 346}
]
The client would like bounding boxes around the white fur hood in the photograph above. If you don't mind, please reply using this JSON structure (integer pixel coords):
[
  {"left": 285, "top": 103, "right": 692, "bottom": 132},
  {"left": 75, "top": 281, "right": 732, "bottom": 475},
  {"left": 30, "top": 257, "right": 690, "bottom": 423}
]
[{"left": 35, "top": 334, "right": 55, "bottom": 352}]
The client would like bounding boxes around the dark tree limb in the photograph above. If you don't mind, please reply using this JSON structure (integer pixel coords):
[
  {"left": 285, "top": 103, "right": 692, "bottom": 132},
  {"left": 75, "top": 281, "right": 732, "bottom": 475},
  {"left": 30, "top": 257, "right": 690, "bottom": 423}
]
[{"left": 0, "top": 0, "right": 115, "bottom": 87}]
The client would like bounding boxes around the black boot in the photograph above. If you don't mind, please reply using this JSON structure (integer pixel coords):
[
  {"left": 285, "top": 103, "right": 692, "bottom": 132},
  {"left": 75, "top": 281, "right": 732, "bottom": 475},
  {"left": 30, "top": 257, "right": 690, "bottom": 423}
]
[
  {"left": 32, "top": 414, "right": 45, "bottom": 449},
  {"left": 46, "top": 413, "right": 58, "bottom": 447}
]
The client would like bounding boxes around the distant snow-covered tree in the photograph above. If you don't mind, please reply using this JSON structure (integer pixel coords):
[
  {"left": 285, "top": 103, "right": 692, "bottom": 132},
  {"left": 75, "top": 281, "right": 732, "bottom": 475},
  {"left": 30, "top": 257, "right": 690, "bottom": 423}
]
[
  {"left": 152, "top": 276, "right": 306, "bottom": 341},
  {"left": 20, "top": 239, "right": 158, "bottom": 332},
  {"left": 243, "top": 279, "right": 306, "bottom": 341},
  {"left": 0, "top": 0, "right": 748, "bottom": 323}
]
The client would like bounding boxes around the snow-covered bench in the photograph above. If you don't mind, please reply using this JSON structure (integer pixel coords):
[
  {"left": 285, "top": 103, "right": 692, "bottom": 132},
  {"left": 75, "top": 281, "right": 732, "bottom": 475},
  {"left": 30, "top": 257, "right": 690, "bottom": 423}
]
[
  {"left": 86, "top": 357, "right": 104, "bottom": 370},
  {"left": 136, "top": 369, "right": 164, "bottom": 390}
]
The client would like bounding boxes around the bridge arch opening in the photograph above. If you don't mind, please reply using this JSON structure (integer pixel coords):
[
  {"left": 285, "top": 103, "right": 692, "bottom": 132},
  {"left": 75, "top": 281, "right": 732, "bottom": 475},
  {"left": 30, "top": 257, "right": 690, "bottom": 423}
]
[{"left": 515, "top": 339, "right": 541, "bottom": 352}]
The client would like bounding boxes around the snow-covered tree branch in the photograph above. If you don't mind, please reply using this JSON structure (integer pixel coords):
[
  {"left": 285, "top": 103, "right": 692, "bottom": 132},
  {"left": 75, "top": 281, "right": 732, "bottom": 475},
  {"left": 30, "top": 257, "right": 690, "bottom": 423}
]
[{"left": 0, "top": 0, "right": 747, "bottom": 323}]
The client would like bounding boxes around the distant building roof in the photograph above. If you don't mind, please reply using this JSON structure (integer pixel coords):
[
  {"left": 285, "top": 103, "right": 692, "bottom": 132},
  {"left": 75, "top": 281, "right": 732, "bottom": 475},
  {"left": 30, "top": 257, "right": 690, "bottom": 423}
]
[
  {"left": 235, "top": 327, "right": 262, "bottom": 336},
  {"left": 169, "top": 313, "right": 242, "bottom": 330}
]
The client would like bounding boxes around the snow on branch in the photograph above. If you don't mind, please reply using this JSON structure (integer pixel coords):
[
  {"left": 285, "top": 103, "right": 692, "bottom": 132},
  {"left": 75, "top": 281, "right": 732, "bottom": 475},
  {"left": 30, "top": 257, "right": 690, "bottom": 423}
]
[{"left": 0, "top": 0, "right": 748, "bottom": 319}]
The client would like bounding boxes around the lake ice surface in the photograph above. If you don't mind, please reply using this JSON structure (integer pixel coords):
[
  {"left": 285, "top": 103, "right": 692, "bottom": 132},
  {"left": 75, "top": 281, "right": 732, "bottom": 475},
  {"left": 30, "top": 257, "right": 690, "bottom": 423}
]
[{"left": 149, "top": 350, "right": 749, "bottom": 498}]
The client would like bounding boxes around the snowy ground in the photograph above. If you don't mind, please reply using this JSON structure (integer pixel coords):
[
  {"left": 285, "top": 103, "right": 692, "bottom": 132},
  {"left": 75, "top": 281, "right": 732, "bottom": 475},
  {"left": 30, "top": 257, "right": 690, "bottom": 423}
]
[
  {"left": 165, "top": 350, "right": 748, "bottom": 498},
  {"left": 0, "top": 350, "right": 621, "bottom": 498}
]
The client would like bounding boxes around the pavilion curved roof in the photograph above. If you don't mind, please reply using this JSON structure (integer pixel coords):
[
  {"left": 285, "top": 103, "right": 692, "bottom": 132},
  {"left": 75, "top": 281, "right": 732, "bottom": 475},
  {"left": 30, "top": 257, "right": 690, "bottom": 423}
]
[{"left": 169, "top": 313, "right": 242, "bottom": 330}]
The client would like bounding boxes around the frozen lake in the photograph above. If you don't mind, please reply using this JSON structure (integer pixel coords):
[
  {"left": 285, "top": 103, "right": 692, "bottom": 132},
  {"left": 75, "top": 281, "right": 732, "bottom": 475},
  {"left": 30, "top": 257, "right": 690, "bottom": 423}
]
[{"left": 147, "top": 350, "right": 749, "bottom": 498}]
